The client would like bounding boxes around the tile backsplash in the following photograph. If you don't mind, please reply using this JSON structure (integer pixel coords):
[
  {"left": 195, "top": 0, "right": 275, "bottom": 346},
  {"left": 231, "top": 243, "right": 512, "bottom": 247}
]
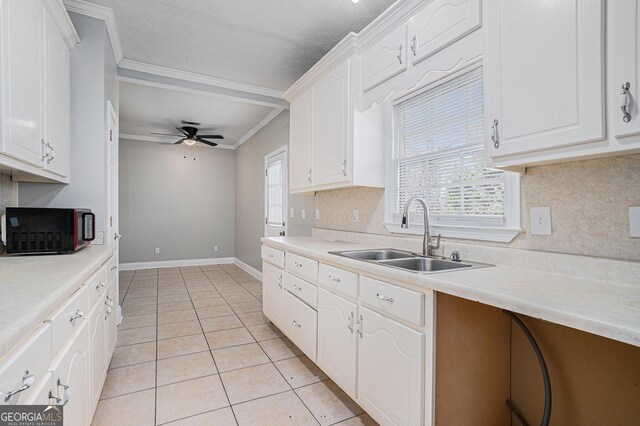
[{"left": 315, "top": 154, "right": 640, "bottom": 262}]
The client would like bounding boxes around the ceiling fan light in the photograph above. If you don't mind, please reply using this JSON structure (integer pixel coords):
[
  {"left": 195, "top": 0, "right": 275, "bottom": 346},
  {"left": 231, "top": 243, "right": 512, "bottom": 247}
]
[{"left": 183, "top": 137, "right": 197, "bottom": 146}]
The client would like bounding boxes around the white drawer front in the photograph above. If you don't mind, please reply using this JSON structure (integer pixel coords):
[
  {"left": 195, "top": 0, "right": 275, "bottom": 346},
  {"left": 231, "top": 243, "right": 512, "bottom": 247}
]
[
  {"left": 105, "top": 255, "right": 118, "bottom": 284},
  {"left": 0, "top": 323, "right": 52, "bottom": 405},
  {"left": 360, "top": 276, "right": 424, "bottom": 326},
  {"left": 286, "top": 253, "right": 318, "bottom": 282},
  {"left": 87, "top": 266, "right": 107, "bottom": 309},
  {"left": 261, "top": 246, "right": 285, "bottom": 268},
  {"left": 49, "top": 285, "right": 89, "bottom": 357},
  {"left": 282, "top": 291, "right": 317, "bottom": 362},
  {"left": 283, "top": 273, "right": 317, "bottom": 308},
  {"left": 318, "top": 264, "right": 358, "bottom": 299}
]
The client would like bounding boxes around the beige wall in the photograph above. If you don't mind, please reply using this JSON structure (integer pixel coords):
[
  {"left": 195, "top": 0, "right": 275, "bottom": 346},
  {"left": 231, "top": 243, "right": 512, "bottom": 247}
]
[
  {"left": 0, "top": 174, "right": 18, "bottom": 218},
  {"left": 235, "top": 111, "right": 315, "bottom": 271},
  {"left": 118, "top": 139, "right": 236, "bottom": 263},
  {"left": 315, "top": 154, "right": 640, "bottom": 261}
]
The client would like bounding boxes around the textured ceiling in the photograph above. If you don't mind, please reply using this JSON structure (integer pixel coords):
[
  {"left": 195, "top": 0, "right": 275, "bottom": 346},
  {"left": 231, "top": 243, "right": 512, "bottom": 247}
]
[
  {"left": 118, "top": 81, "right": 274, "bottom": 146},
  {"left": 85, "top": 0, "right": 396, "bottom": 90}
]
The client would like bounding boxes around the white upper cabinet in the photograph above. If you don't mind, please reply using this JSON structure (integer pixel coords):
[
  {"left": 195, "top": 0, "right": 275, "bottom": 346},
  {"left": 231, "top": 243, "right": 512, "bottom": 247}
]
[
  {"left": 0, "top": 0, "right": 76, "bottom": 182},
  {"left": 314, "top": 60, "right": 351, "bottom": 187},
  {"left": 1, "top": 0, "right": 45, "bottom": 167},
  {"left": 362, "top": 25, "right": 407, "bottom": 91},
  {"left": 408, "top": 0, "right": 481, "bottom": 65},
  {"left": 609, "top": 0, "right": 640, "bottom": 140},
  {"left": 484, "top": 0, "right": 605, "bottom": 167},
  {"left": 44, "top": 4, "right": 70, "bottom": 177},
  {"left": 289, "top": 87, "right": 314, "bottom": 191}
]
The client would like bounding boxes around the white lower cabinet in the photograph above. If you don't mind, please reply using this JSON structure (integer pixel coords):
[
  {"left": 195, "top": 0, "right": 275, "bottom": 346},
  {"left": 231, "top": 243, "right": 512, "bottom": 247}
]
[
  {"left": 88, "top": 294, "right": 107, "bottom": 411},
  {"left": 317, "top": 288, "right": 358, "bottom": 396},
  {"left": 105, "top": 278, "right": 118, "bottom": 357},
  {"left": 49, "top": 321, "right": 90, "bottom": 426},
  {"left": 357, "top": 306, "right": 424, "bottom": 425},
  {"left": 282, "top": 291, "right": 318, "bottom": 362},
  {"left": 263, "top": 262, "right": 284, "bottom": 327}
]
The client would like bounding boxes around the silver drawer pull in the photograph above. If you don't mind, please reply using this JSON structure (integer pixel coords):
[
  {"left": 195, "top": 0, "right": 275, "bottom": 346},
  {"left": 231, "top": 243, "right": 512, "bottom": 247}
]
[
  {"left": 277, "top": 275, "right": 283, "bottom": 289},
  {"left": 69, "top": 309, "right": 84, "bottom": 323},
  {"left": 57, "top": 378, "right": 70, "bottom": 406},
  {"left": 268, "top": 254, "right": 274, "bottom": 258},
  {"left": 328, "top": 275, "right": 341, "bottom": 283},
  {"left": 294, "top": 262, "right": 303, "bottom": 268},
  {"left": 4, "top": 371, "right": 36, "bottom": 402},
  {"left": 294, "top": 285, "right": 302, "bottom": 291},
  {"left": 376, "top": 293, "right": 395, "bottom": 303},
  {"left": 110, "top": 265, "right": 118, "bottom": 271},
  {"left": 96, "top": 281, "right": 105, "bottom": 290},
  {"left": 293, "top": 320, "right": 302, "bottom": 328}
]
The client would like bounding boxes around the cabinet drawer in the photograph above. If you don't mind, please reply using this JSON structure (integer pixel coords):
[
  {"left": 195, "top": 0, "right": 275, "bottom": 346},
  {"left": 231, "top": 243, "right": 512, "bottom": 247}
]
[
  {"left": 49, "top": 285, "right": 89, "bottom": 357},
  {"left": 262, "top": 246, "right": 285, "bottom": 268},
  {"left": 286, "top": 253, "right": 318, "bottom": 282},
  {"left": 318, "top": 264, "right": 358, "bottom": 299},
  {"left": 105, "top": 255, "right": 118, "bottom": 284},
  {"left": 87, "top": 267, "right": 107, "bottom": 309},
  {"left": 0, "top": 323, "right": 52, "bottom": 405},
  {"left": 283, "top": 273, "right": 317, "bottom": 308},
  {"left": 282, "top": 291, "right": 317, "bottom": 362},
  {"left": 360, "top": 276, "right": 424, "bottom": 326}
]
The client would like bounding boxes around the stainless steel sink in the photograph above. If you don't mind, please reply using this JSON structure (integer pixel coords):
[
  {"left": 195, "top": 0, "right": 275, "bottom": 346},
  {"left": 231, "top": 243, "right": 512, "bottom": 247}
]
[
  {"left": 332, "top": 249, "right": 414, "bottom": 261},
  {"left": 330, "top": 249, "right": 492, "bottom": 274}
]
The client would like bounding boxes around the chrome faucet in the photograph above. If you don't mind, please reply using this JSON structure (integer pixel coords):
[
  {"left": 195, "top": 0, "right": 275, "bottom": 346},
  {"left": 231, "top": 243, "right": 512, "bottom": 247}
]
[{"left": 401, "top": 196, "right": 441, "bottom": 256}]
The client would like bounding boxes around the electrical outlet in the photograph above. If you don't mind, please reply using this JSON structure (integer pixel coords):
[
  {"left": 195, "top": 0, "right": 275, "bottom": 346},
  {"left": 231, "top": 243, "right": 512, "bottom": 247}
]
[
  {"left": 214, "top": 246, "right": 219, "bottom": 252},
  {"left": 352, "top": 209, "right": 359, "bottom": 223},
  {"left": 630, "top": 207, "right": 640, "bottom": 237},
  {"left": 530, "top": 207, "right": 552, "bottom": 236},
  {"left": 301, "top": 209, "right": 306, "bottom": 220},
  {"left": 290, "top": 207, "right": 294, "bottom": 218},
  {"left": 315, "top": 209, "right": 320, "bottom": 221},
  {"left": 155, "top": 247, "right": 160, "bottom": 254}
]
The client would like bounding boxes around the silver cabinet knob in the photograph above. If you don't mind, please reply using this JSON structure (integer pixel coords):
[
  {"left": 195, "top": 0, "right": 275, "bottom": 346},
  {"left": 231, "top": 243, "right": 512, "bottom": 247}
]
[{"left": 4, "top": 371, "right": 36, "bottom": 403}]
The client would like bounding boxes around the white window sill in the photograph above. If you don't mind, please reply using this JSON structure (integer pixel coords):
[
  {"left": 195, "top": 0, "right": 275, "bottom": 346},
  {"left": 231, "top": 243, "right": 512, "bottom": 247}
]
[{"left": 384, "top": 223, "right": 522, "bottom": 243}]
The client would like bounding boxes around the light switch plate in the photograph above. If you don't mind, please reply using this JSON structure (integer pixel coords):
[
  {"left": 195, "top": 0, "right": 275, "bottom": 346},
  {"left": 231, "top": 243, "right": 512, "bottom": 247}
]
[
  {"left": 301, "top": 209, "right": 306, "bottom": 220},
  {"left": 352, "top": 209, "right": 359, "bottom": 223},
  {"left": 530, "top": 207, "right": 552, "bottom": 236},
  {"left": 630, "top": 207, "right": 640, "bottom": 238},
  {"left": 315, "top": 209, "right": 320, "bottom": 221},
  {"left": 290, "top": 207, "right": 294, "bottom": 218}
]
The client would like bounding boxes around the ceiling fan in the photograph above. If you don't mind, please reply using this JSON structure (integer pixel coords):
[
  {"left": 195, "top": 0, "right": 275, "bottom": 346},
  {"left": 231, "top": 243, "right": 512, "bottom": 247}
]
[{"left": 151, "top": 120, "right": 223, "bottom": 147}]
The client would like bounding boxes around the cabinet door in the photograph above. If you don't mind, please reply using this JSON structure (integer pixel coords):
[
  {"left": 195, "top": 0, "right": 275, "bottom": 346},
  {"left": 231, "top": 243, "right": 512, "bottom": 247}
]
[
  {"left": 362, "top": 25, "right": 407, "bottom": 91},
  {"left": 88, "top": 296, "right": 106, "bottom": 411},
  {"left": 314, "top": 60, "right": 351, "bottom": 186},
  {"left": 262, "top": 262, "right": 283, "bottom": 327},
  {"left": 289, "top": 87, "right": 314, "bottom": 191},
  {"left": 408, "top": 0, "right": 481, "bottom": 65},
  {"left": 105, "top": 279, "right": 118, "bottom": 358},
  {"left": 609, "top": 0, "right": 640, "bottom": 139},
  {"left": 484, "top": 0, "right": 604, "bottom": 162},
  {"left": 317, "top": 288, "right": 357, "bottom": 396},
  {"left": 282, "top": 291, "right": 317, "bottom": 362},
  {"left": 43, "top": 7, "right": 70, "bottom": 177},
  {"left": 1, "top": 0, "right": 44, "bottom": 166},
  {"left": 50, "top": 322, "right": 90, "bottom": 426},
  {"left": 357, "top": 306, "right": 424, "bottom": 425}
]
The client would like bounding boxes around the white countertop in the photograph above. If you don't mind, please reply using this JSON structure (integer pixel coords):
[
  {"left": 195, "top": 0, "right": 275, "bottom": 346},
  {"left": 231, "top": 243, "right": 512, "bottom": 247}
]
[
  {"left": 0, "top": 245, "right": 116, "bottom": 358},
  {"left": 262, "top": 237, "right": 640, "bottom": 348}
]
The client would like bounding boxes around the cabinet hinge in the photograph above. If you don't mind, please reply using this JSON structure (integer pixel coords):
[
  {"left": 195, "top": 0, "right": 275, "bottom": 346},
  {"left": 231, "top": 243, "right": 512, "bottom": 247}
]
[
  {"left": 265, "top": 217, "right": 268, "bottom": 225},
  {"left": 109, "top": 130, "right": 112, "bottom": 142}
]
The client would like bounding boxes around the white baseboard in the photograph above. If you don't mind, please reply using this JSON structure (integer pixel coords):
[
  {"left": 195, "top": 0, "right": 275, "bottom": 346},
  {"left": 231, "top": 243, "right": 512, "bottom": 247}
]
[
  {"left": 120, "top": 257, "right": 235, "bottom": 271},
  {"left": 234, "top": 258, "right": 263, "bottom": 281}
]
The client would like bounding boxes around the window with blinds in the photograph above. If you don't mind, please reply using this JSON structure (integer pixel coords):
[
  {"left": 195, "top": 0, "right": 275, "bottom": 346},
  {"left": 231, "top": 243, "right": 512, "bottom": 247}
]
[
  {"left": 266, "top": 160, "right": 284, "bottom": 225},
  {"left": 392, "top": 67, "right": 507, "bottom": 226}
]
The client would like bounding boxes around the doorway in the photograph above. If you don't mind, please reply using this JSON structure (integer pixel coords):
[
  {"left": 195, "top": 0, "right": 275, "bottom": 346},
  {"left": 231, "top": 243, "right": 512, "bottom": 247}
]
[{"left": 264, "top": 146, "right": 288, "bottom": 238}]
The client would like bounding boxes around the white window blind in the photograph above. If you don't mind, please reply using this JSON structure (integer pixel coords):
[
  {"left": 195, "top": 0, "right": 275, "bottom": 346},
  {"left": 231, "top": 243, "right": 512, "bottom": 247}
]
[
  {"left": 392, "top": 68, "right": 506, "bottom": 226},
  {"left": 266, "top": 160, "right": 283, "bottom": 225}
]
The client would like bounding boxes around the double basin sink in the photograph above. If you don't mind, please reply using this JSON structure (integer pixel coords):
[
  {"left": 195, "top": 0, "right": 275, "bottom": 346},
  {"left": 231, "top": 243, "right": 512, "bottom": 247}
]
[{"left": 330, "top": 249, "right": 492, "bottom": 274}]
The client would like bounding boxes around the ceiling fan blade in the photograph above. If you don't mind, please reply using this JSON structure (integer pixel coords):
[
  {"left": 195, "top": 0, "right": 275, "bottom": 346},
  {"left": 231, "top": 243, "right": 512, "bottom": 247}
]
[
  {"left": 176, "top": 127, "right": 189, "bottom": 136},
  {"left": 174, "top": 139, "right": 185, "bottom": 145},
  {"left": 195, "top": 137, "right": 218, "bottom": 147},
  {"left": 151, "top": 132, "right": 183, "bottom": 137},
  {"left": 197, "top": 134, "right": 224, "bottom": 139}
]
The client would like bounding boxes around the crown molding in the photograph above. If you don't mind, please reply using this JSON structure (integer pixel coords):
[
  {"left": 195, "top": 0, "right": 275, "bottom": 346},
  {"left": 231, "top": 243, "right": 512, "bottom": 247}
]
[
  {"left": 283, "top": 0, "right": 429, "bottom": 101},
  {"left": 119, "top": 59, "right": 284, "bottom": 100},
  {"left": 63, "top": 0, "right": 124, "bottom": 63},
  {"left": 234, "top": 108, "right": 285, "bottom": 149},
  {"left": 120, "top": 133, "right": 236, "bottom": 150},
  {"left": 46, "top": 1, "right": 80, "bottom": 48}
]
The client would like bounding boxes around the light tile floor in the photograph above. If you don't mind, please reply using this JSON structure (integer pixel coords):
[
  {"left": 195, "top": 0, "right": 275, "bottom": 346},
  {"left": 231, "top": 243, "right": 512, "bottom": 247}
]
[{"left": 92, "top": 264, "right": 378, "bottom": 426}]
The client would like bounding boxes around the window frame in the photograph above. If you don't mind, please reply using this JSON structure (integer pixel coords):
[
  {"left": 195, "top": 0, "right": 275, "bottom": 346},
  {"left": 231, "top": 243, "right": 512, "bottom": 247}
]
[{"left": 383, "top": 64, "right": 522, "bottom": 243}]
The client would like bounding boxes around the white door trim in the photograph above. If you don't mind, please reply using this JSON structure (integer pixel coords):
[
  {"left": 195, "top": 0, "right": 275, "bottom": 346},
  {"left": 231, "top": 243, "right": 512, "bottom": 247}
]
[{"left": 264, "top": 145, "right": 289, "bottom": 238}]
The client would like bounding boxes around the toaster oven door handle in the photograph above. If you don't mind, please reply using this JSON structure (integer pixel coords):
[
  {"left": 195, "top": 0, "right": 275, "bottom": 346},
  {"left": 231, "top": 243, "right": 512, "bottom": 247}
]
[{"left": 82, "top": 212, "right": 96, "bottom": 241}]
